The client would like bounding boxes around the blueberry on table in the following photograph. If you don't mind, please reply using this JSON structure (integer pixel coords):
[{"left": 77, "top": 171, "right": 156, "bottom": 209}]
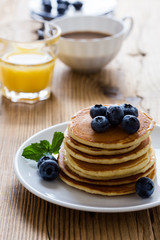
[
  {"left": 135, "top": 177, "right": 154, "bottom": 198},
  {"left": 90, "top": 104, "right": 107, "bottom": 118},
  {"left": 107, "top": 105, "right": 124, "bottom": 125},
  {"left": 121, "top": 115, "right": 140, "bottom": 134},
  {"left": 121, "top": 103, "right": 138, "bottom": 117},
  {"left": 37, "top": 155, "right": 56, "bottom": 168},
  {"left": 39, "top": 160, "right": 60, "bottom": 181},
  {"left": 91, "top": 116, "right": 109, "bottom": 133}
]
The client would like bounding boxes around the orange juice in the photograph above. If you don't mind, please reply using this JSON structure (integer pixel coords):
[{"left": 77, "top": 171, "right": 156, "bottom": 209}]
[
  {"left": 0, "top": 52, "right": 55, "bottom": 93},
  {"left": 0, "top": 19, "right": 61, "bottom": 103}
]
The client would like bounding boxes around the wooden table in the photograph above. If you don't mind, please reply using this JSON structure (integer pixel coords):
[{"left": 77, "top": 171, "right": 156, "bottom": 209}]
[{"left": 0, "top": 0, "right": 160, "bottom": 239}]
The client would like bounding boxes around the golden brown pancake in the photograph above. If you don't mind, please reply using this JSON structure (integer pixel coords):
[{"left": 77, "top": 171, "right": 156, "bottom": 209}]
[
  {"left": 68, "top": 106, "right": 155, "bottom": 149},
  {"left": 65, "top": 148, "right": 153, "bottom": 179},
  {"left": 65, "top": 133, "right": 140, "bottom": 155},
  {"left": 59, "top": 168, "right": 156, "bottom": 196},
  {"left": 58, "top": 147, "right": 156, "bottom": 186},
  {"left": 64, "top": 137, "right": 151, "bottom": 164}
]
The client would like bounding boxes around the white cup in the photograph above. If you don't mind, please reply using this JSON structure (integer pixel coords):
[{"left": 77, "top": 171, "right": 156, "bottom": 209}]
[{"left": 53, "top": 15, "right": 133, "bottom": 72}]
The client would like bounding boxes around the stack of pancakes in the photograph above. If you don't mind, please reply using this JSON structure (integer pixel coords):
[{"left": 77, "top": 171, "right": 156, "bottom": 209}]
[{"left": 58, "top": 106, "right": 156, "bottom": 196}]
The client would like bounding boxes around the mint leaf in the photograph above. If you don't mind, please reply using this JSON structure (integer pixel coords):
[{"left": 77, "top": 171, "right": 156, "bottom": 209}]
[
  {"left": 51, "top": 132, "right": 64, "bottom": 154},
  {"left": 22, "top": 140, "right": 51, "bottom": 161},
  {"left": 39, "top": 140, "right": 51, "bottom": 152},
  {"left": 22, "top": 131, "right": 64, "bottom": 161}
]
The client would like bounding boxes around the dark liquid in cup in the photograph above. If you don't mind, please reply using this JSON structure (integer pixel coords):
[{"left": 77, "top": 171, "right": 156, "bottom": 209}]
[{"left": 61, "top": 31, "right": 112, "bottom": 39}]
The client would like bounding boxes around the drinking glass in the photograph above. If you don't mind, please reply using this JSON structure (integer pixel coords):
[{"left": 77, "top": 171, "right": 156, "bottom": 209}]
[{"left": 0, "top": 20, "right": 61, "bottom": 103}]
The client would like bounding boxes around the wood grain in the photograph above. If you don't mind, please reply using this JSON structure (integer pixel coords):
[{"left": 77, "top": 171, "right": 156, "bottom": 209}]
[{"left": 0, "top": 0, "right": 160, "bottom": 239}]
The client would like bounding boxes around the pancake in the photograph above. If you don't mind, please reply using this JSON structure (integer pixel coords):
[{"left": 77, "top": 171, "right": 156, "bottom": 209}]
[
  {"left": 65, "top": 133, "right": 140, "bottom": 155},
  {"left": 68, "top": 106, "right": 155, "bottom": 149},
  {"left": 65, "top": 148, "right": 153, "bottom": 179},
  {"left": 58, "top": 104, "right": 156, "bottom": 196},
  {"left": 59, "top": 168, "right": 156, "bottom": 196},
  {"left": 58, "top": 147, "right": 156, "bottom": 185},
  {"left": 64, "top": 137, "right": 151, "bottom": 164}
]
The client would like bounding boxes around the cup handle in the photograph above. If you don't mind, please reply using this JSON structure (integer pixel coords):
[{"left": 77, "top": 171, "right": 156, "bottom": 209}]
[{"left": 122, "top": 16, "right": 133, "bottom": 39}]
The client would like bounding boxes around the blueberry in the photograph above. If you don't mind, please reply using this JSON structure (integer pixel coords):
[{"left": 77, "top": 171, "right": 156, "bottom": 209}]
[
  {"left": 121, "top": 115, "right": 140, "bottom": 134},
  {"left": 57, "top": 0, "right": 70, "bottom": 9},
  {"left": 91, "top": 116, "right": 109, "bottom": 133},
  {"left": 135, "top": 177, "right": 154, "bottom": 198},
  {"left": 121, "top": 103, "right": 138, "bottom": 117},
  {"left": 107, "top": 105, "right": 124, "bottom": 125},
  {"left": 39, "top": 160, "right": 60, "bottom": 181},
  {"left": 37, "top": 29, "right": 44, "bottom": 40},
  {"left": 42, "top": 0, "right": 52, "bottom": 12},
  {"left": 72, "top": 1, "right": 83, "bottom": 10},
  {"left": 63, "top": 1, "right": 70, "bottom": 7},
  {"left": 37, "top": 155, "right": 56, "bottom": 168},
  {"left": 57, "top": 3, "right": 67, "bottom": 14},
  {"left": 90, "top": 104, "right": 107, "bottom": 118}
]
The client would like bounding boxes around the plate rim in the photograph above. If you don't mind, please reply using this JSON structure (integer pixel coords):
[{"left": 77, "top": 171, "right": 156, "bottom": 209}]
[{"left": 14, "top": 122, "right": 160, "bottom": 212}]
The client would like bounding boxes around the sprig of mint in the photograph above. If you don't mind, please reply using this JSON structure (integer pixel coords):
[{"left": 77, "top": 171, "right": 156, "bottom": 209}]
[{"left": 22, "top": 131, "right": 64, "bottom": 162}]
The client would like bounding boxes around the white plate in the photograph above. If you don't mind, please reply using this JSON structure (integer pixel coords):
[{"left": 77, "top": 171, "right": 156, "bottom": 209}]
[{"left": 14, "top": 122, "right": 160, "bottom": 212}]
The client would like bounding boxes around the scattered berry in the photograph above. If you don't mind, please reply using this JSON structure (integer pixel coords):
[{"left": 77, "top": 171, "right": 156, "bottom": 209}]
[
  {"left": 72, "top": 1, "right": 83, "bottom": 10},
  {"left": 39, "top": 159, "right": 60, "bottom": 181},
  {"left": 107, "top": 105, "right": 124, "bottom": 125},
  {"left": 43, "top": 0, "right": 52, "bottom": 12},
  {"left": 91, "top": 116, "right": 109, "bottom": 133},
  {"left": 121, "top": 103, "right": 138, "bottom": 117},
  {"left": 121, "top": 115, "right": 140, "bottom": 134},
  {"left": 37, "top": 155, "right": 56, "bottom": 168},
  {"left": 37, "top": 29, "right": 44, "bottom": 40},
  {"left": 57, "top": 3, "right": 67, "bottom": 14},
  {"left": 135, "top": 177, "right": 154, "bottom": 198},
  {"left": 90, "top": 104, "right": 107, "bottom": 118},
  {"left": 63, "top": 1, "right": 70, "bottom": 7}
]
